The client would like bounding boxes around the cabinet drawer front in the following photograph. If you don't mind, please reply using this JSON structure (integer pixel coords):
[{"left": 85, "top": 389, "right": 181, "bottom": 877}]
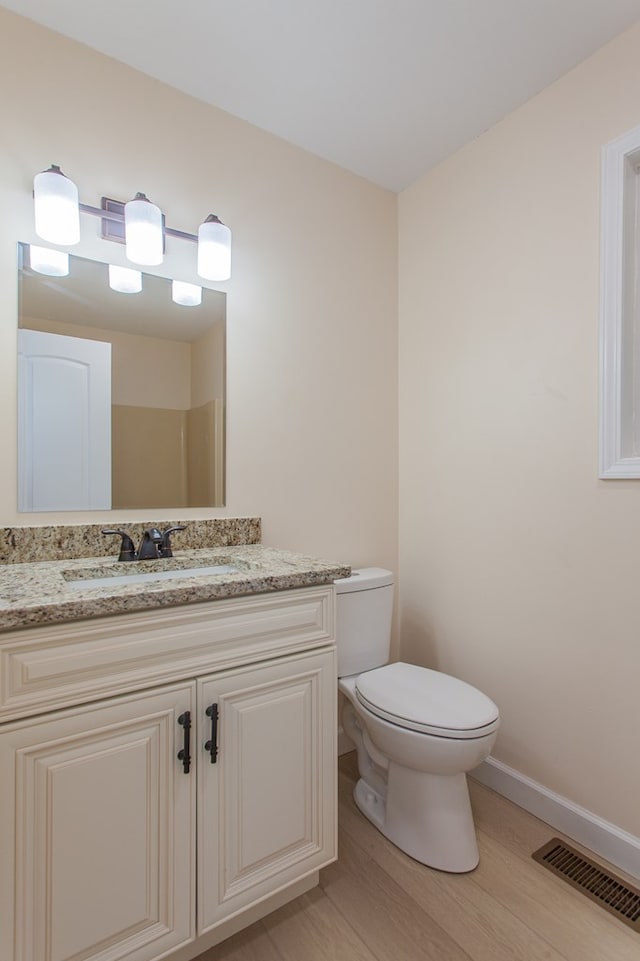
[
  {"left": 0, "top": 587, "right": 334, "bottom": 721},
  {"left": 0, "top": 683, "right": 195, "bottom": 961}
]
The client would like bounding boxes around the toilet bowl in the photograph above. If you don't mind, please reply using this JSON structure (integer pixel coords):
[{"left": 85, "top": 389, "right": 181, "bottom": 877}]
[{"left": 335, "top": 568, "right": 499, "bottom": 873}]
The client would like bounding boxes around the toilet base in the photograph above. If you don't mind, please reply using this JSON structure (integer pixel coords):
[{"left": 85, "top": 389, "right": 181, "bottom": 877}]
[{"left": 353, "top": 763, "right": 480, "bottom": 873}]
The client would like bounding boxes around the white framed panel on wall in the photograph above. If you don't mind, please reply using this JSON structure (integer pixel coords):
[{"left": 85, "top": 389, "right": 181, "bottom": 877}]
[{"left": 600, "top": 123, "right": 640, "bottom": 477}]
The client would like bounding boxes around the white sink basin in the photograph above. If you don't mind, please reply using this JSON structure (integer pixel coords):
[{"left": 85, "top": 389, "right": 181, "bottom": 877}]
[{"left": 65, "top": 564, "right": 239, "bottom": 590}]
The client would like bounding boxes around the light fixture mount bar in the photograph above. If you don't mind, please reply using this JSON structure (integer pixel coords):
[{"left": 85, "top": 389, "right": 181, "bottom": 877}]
[
  {"left": 164, "top": 225, "right": 200, "bottom": 243},
  {"left": 76, "top": 198, "right": 198, "bottom": 246}
]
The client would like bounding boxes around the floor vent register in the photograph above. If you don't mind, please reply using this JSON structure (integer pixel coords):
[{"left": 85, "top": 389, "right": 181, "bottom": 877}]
[{"left": 532, "top": 838, "right": 640, "bottom": 932}]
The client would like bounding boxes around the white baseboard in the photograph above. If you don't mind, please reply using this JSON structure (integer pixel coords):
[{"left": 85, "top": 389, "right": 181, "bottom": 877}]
[{"left": 473, "top": 757, "right": 640, "bottom": 881}]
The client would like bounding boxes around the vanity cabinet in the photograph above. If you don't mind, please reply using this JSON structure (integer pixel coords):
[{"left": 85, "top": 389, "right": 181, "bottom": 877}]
[{"left": 0, "top": 586, "right": 337, "bottom": 961}]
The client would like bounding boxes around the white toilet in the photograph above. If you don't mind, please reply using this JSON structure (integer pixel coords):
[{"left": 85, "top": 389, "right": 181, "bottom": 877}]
[{"left": 335, "top": 568, "right": 500, "bottom": 873}]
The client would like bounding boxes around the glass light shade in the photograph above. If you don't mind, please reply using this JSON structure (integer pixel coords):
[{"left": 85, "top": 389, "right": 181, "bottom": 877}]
[
  {"left": 108, "top": 264, "right": 142, "bottom": 294},
  {"left": 124, "top": 193, "right": 163, "bottom": 266},
  {"left": 172, "top": 280, "right": 202, "bottom": 306},
  {"left": 29, "top": 245, "right": 69, "bottom": 277},
  {"left": 33, "top": 165, "right": 80, "bottom": 246},
  {"left": 197, "top": 215, "right": 231, "bottom": 281}
]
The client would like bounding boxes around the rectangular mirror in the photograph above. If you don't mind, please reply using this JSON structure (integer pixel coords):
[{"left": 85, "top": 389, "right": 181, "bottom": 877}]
[{"left": 17, "top": 243, "right": 226, "bottom": 511}]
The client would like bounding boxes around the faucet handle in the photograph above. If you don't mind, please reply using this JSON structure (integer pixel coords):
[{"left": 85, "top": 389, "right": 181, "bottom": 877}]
[
  {"left": 161, "top": 525, "right": 187, "bottom": 558},
  {"left": 101, "top": 529, "right": 137, "bottom": 562}
]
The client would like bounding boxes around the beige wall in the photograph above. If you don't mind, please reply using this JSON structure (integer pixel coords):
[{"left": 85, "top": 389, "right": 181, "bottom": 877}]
[
  {"left": 187, "top": 401, "right": 218, "bottom": 506},
  {"left": 0, "top": 9, "right": 398, "bottom": 573},
  {"left": 191, "top": 322, "right": 224, "bottom": 409},
  {"left": 20, "top": 316, "right": 192, "bottom": 409},
  {"left": 112, "top": 405, "right": 188, "bottom": 508},
  {"left": 399, "top": 23, "right": 640, "bottom": 835},
  {"left": 110, "top": 333, "right": 191, "bottom": 410}
]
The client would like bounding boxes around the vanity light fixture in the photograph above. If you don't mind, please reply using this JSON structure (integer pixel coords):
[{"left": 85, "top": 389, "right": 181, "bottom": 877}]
[
  {"left": 124, "top": 193, "right": 164, "bottom": 266},
  {"left": 32, "top": 164, "right": 232, "bottom": 280},
  {"left": 108, "top": 264, "right": 142, "bottom": 294},
  {"left": 172, "top": 280, "right": 202, "bottom": 306},
  {"left": 33, "top": 165, "right": 80, "bottom": 246},
  {"left": 28, "top": 244, "right": 70, "bottom": 277},
  {"left": 197, "top": 215, "right": 232, "bottom": 282}
]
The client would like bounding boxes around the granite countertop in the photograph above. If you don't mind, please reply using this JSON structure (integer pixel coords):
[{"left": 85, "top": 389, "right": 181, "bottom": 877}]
[{"left": 0, "top": 545, "right": 351, "bottom": 632}]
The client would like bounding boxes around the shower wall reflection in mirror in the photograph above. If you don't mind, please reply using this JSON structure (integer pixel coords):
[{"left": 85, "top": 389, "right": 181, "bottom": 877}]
[{"left": 17, "top": 244, "right": 226, "bottom": 511}]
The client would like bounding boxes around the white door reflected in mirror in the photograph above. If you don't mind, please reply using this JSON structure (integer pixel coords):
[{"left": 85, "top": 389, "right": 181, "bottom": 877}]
[{"left": 18, "top": 329, "right": 112, "bottom": 511}]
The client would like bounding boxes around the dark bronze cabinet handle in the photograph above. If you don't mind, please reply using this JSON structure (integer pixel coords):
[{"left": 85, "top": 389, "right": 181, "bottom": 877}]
[
  {"left": 204, "top": 704, "right": 219, "bottom": 763},
  {"left": 177, "top": 711, "right": 192, "bottom": 773}
]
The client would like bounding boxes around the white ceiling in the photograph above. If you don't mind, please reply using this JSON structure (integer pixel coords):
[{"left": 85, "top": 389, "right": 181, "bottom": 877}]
[{"left": 4, "top": 0, "right": 640, "bottom": 191}]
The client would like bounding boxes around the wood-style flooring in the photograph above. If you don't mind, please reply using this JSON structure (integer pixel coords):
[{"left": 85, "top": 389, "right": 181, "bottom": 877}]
[{"left": 198, "top": 752, "right": 639, "bottom": 961}]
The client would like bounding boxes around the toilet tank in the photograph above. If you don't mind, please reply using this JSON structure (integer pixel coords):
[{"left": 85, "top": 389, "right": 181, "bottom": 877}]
[{"left": 334, "top": 568, "right": 394, "bottom": 677}]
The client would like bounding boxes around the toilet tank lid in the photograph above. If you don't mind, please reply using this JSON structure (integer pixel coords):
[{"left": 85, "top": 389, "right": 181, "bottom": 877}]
[{"left": 334, "top": 567, "right": 394, "bottom": 593}]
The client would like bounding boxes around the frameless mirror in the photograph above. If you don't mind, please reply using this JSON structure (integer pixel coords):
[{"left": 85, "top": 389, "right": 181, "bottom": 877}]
[{"left": 17, "top": 243, "right": 226, "bottom": 511}]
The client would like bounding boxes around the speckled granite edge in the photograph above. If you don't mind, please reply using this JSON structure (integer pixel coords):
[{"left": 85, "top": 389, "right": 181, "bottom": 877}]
[
  {"left": 0, "top": 518, "right": 261, "bottom": 564},
  {"left": 0, "top": 545, "right": 351, "bottom": 632}
]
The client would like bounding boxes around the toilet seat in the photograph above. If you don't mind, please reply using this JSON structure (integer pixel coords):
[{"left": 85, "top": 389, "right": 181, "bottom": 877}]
[{"left": 355, "top": 662, "right": 500, "bottom": 739}]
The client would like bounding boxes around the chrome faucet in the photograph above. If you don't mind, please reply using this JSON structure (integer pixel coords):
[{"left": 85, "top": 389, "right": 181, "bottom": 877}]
[{"left": 102, "top": 525, "right": 187, "bottom": 561}]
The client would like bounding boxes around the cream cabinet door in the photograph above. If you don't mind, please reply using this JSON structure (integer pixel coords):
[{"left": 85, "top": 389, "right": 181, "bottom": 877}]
[
  {"left": 0, "top": 682, "right": 196, "bottom": 961},
  {"left": 198, "top": 649, "right": 337, "bottom": 933}
]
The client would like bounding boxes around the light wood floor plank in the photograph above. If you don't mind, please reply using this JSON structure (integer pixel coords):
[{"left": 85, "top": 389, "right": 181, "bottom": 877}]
[
  {"left": 198, "top": 753, "right": 640, "bottom": 961},
  {"left": 473, "top": 830, "right": 639, "bottom": 961},
  {"left": 469, "top": 777, "right": 640, "bottom": 888},
  {"left": 321, "top": 829, "right": 473, "bottom": 961},
  {"left": 196, "top": 921, "right": 280, "bottom": 961},
  {"left": 261, "top": 886, "right": 378, "bottom": 961},
  {"left": 467, "top": 778, "right": 640, "bottom": 959},
  {"left": 468, "top": 778, "right": 563, "bottom": 861},
  {"left": 337, "top": 765, "right": 567, "bottom": 961}
]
